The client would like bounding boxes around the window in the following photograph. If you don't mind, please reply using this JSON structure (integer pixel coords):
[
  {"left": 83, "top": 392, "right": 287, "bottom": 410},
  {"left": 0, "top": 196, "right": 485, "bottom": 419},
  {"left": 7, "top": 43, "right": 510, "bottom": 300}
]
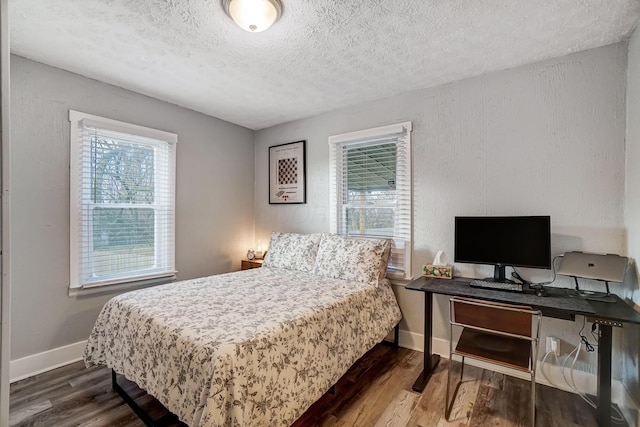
[
  {"left": 69, "top": 111, "right": 177, "bottom": 290},
  {"left": 329, "top": 122, "right": 412, "bottom": 279}
]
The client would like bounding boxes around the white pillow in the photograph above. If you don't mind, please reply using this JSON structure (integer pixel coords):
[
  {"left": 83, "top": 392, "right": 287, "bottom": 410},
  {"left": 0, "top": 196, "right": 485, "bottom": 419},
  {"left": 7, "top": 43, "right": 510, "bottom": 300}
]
[
  {"left": 312, "top": 234, "right": 391, "bottom": 284},
  {"left": 262, "top": 232, "right": 322, "bottom": 271}
]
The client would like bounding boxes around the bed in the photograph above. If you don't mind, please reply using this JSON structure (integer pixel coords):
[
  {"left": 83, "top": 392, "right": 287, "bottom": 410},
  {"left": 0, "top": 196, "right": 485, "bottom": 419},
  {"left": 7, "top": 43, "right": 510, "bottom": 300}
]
[{"left": 84, "top": 232, "right": 402, "bottom": 426}]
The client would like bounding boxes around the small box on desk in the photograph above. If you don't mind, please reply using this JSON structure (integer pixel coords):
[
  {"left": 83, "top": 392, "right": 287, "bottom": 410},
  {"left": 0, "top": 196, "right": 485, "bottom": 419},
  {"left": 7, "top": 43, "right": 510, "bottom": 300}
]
[{"left": 422, "top": 264, "right": 453, "bottom": 279}]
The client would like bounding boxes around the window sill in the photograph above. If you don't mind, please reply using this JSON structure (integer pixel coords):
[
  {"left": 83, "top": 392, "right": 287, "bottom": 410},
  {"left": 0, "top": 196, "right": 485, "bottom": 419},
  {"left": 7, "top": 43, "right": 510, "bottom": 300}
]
[
  {"left": 386, "top": 270, "right": 412, "bottom": 283},
  {"left": 68, "top": 274, "right": 176, "bottom": 298},
  {"left": 389, "top": 278, "right": 411, "bottom": 287}
]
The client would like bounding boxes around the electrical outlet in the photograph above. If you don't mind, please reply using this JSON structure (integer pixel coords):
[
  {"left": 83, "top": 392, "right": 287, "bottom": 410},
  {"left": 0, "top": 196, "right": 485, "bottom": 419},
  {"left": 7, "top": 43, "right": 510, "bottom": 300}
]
[{"left": 546, "top": 336, "right": 560, "bottom": 356}]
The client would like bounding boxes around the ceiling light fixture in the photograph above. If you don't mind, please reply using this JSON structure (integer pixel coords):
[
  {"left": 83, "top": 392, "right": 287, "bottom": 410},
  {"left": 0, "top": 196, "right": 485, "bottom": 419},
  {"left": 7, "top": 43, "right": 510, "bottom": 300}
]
[{"left": 222, "top": 0, "right": 283, "bottom": 33}]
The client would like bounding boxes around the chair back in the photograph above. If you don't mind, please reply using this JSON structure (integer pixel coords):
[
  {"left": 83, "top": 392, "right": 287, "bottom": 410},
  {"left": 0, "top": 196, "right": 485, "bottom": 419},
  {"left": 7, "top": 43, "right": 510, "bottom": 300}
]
[
  {"left": 447, "top": 296, "right": 542, "bottom": 427},
  {"left": 451, "top": 297, "right": 536, "bottom": 339}
]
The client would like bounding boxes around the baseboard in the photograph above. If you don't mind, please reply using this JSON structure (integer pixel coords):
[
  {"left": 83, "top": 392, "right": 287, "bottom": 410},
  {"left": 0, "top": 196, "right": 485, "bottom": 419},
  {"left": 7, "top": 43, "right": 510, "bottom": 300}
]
[
  {"left": 397, "top": 329, "right": 424, "bottom": 352},
  {"left": 398, "top": 330, "right": 639, "bottom": 425},
  {"left": 10, "top": 340, "right": 87, "bottom": 383}
]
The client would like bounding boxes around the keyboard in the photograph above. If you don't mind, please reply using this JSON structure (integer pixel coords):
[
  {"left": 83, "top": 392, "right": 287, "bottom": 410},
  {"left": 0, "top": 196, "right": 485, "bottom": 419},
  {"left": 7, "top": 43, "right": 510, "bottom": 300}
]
[{"left": 469, "top": 280, "right": 523, "bottom": 292}]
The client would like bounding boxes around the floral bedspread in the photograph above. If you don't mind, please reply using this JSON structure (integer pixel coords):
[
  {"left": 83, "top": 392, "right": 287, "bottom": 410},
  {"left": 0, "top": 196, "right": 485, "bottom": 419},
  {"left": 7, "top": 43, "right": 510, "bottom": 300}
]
[{"left": 84, "top": 267, "right": 402, "bottom": 426}]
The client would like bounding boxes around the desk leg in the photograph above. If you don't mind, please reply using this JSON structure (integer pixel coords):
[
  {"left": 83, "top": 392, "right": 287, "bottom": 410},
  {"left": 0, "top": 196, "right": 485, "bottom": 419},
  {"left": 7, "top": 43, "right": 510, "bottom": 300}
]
[
  {"left": 411, "top": 291, "right": 441, "bottom": 393},
  {"left": 597, "top": 324, "right": 612, "bottom": 427}
]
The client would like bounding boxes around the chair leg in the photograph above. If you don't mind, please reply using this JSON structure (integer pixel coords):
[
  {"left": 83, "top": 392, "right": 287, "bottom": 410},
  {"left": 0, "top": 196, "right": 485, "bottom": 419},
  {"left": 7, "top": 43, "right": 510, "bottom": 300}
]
[
  {"left": 445, "top": 356, "right": 453, "bottom": 419},
  {"left": 531, "top": 372, "right": 536, "bottom": 427},
  {"left": 445, "top": 355, "right": 465, "bottom": 420}
]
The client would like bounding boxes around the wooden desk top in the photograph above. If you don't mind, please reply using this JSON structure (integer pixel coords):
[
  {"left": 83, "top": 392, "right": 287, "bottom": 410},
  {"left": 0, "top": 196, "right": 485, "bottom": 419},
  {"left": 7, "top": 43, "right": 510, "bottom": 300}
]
[{"left": 406, "top": 276, "right": 640, "bottom": 325}]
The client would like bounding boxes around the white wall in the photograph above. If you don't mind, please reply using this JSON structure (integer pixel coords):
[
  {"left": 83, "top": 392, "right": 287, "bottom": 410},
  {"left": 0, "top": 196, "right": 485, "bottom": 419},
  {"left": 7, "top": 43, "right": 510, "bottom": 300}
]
[
  {"left": 0, "top": 0, "right": 10, "bottom": 421},
  {"left": 623, "top": 26, "right": 640, "bottom": 417},
  {"left": 626, "top": 32, "right": 640, "bottom": 281},
  {"left": 10, "top": 56, "right": 255, "bottom": 359},
  {"left": 255, "top": 43, "right": 628, "bottom": 374}
]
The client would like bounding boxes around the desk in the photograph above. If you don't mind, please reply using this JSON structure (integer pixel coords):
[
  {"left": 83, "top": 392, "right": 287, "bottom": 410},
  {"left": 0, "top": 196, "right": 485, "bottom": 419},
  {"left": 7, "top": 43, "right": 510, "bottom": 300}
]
[{"left": 406, "top": 276, "right": 640, "bottom": 427}]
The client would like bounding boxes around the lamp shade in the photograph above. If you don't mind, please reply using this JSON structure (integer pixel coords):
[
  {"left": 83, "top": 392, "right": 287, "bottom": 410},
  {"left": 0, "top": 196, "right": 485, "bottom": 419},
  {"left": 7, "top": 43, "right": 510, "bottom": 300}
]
[{"left": 223, "top": 0, "right": 282, "bottom": 33}]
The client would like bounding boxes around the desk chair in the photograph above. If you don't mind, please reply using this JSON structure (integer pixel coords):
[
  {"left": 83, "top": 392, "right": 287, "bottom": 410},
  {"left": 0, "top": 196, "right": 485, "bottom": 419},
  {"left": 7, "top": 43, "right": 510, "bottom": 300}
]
[{"left": 446, "top": 297, "right": 542, "bottom": 426}]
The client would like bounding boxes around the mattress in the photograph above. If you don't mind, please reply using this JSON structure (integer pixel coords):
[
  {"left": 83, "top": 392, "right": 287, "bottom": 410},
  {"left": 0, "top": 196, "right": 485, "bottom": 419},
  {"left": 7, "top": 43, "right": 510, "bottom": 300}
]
[{"left": 84, "top": 266, "right": 402, "bottom": 426}]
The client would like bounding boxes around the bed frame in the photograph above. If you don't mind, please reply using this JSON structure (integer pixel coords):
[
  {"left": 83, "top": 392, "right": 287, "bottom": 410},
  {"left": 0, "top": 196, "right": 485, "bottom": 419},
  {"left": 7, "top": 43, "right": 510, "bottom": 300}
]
[
  {"left": 112, "top": 323, "right": 400, "bottom": 426},
  {"left": 111, "top": 369, "right": 187, "bottom": 427}
]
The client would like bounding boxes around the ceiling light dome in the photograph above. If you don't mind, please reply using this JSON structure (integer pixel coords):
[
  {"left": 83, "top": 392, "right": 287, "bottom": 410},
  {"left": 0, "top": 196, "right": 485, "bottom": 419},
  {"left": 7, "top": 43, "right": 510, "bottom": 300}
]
[{"left": 223, "top": 0, "right": 283, "bottom": 33}]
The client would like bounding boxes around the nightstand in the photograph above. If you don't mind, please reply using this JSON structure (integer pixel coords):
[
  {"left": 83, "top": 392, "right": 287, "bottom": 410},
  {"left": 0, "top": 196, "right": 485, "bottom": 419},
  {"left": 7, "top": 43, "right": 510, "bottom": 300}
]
[{"left": 241, "top": 259, "right": 263, "bottom": 270}]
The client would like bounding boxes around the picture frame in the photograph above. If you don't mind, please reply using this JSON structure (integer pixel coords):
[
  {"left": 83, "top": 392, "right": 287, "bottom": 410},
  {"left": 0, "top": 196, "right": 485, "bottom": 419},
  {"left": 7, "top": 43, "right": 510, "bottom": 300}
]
[{"left": 269, "top": 140, "right": 306, "bottom": 204}]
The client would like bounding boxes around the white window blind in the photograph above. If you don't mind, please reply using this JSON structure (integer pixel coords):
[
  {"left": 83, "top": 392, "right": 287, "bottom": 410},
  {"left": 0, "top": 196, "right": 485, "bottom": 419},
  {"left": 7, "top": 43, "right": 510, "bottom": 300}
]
[
  {"left": 329, "top": 122, "right": 412, "bottom": 279},
  {"left": 69, "top": 111, "right": 177, "bottom": 289}
]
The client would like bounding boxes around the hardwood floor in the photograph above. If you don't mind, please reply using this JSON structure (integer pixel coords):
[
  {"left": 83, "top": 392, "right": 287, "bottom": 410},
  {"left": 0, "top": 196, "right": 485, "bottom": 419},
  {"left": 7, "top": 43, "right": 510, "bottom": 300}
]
[{"left": 9, "top": 344, "right": 608, "bottom": 427}]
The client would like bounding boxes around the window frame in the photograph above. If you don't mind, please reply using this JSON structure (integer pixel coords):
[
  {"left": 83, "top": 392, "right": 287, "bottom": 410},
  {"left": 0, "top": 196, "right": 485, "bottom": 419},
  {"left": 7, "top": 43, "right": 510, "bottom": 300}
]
[
  {"left": 329, "top": 121, "right": 413, "bottom": 280},
  {"left": 69, "top": 110, "right": 177, "bottom": 291}
]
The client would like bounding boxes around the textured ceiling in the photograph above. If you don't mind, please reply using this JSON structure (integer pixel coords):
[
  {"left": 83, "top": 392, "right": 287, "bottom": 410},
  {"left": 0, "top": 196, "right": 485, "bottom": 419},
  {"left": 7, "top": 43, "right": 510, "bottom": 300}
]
[{"left": 10, "top": 0, "right": 640, "bottom": 130}]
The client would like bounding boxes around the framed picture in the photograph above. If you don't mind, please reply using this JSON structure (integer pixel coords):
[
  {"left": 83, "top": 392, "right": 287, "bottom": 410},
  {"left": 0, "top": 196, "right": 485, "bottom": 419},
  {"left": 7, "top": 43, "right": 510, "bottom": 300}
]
[{"left": 269, "top": 140, "right": 306, "bottom": 204}]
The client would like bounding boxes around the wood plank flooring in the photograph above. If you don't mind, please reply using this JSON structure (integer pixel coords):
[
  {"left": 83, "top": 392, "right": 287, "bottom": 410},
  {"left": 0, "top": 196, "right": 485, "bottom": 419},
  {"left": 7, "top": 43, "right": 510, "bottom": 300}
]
[{"left": 9, "top": 344, "right": 608, "bottom": 426}]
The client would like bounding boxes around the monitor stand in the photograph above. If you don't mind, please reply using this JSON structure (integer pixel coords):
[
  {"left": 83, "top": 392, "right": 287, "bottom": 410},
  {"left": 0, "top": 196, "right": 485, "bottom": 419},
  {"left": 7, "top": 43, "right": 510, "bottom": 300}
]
[
  {"left": 567, "top": 276, "right": 617, "bottom": 303},
  {"left": 482, "top": 264, "right": 515, "bottom": 284}
]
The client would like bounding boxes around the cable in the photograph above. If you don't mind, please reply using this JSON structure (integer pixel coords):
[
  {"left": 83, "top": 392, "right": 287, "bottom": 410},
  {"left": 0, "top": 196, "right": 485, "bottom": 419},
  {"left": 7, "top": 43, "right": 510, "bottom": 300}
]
[
  {"left": 561, "top": 345, "right": 583, "bottom": 398},
  {"left": 579, "top": 316, "right": 586, "bottom": 335},
  {"left": 578, "top": 317, "right": 596, "bottom": 352},
  {"left": 541, "top": 341, "right": 625, "bottom": 423},
  {"left": 580, "top": 336, "right": 595, "bottom": 352},
  {"left": 568, "top": 343, "right": 625, "bottom": 423},
  {"left": 540, "top": 351, "right": 558, "bottom": 388},
  {"left": 513, "top": 254, "right": 563, "bottom": 286},
  {"left": 560, "top": 338, "right": 626, "bottom": 423},
  {"left": 591, "top": 323, "right": 599, "bottom": 345},
  {"left": 545, "top": 254, "right": 563, "bottom": 285},
  {"left": 541, "top": 348, "right": 581, "bottom": 392}
]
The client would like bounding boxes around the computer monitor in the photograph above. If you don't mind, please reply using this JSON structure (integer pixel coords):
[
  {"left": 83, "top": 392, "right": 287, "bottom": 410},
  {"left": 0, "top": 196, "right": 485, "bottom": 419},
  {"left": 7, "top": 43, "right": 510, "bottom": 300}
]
[{"left": 454, "top": 216, "right": 551, "bottom": 282}]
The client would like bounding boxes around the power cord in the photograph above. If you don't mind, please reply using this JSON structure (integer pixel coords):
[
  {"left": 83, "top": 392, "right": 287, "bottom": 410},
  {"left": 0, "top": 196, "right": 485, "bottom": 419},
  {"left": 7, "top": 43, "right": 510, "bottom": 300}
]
[
  {"left": 580, "top": 336, "right": 595, "bottom": 352},
  {"left": 578, "top": 317, "right": 596, "bottom": 352},
  {"left": 591, "top": 323, "right": 600, "bottom": 345},
  {"left": 540, "top": 350, "right": 561, "bottom": 388},
  {"left": 561, "top": 339, "right": 625, "bottom": 423},
  {"left": 511, "top": 270, "right": 529, "bottom": 285},
  {"left": 540, "top": 339, "right": 625, "bottom": 423},
  {"left": 539, "top": 318, "right": 623, "bottom": 423}
]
